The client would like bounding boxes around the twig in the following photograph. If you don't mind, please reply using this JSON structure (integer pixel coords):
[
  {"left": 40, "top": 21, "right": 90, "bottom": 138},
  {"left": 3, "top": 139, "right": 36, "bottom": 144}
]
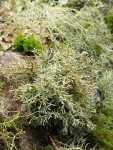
[{"left": 49, "top": 135, "right": 59, "bottom": 150}]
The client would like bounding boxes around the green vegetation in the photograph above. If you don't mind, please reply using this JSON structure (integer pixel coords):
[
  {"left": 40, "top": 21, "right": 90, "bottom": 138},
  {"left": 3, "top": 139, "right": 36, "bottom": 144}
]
[
  {"left": 105, "top": 10, "right": 113, "bottom": 33},
  {"left": 93, "top": 114, "right": 113, "bottom": 149},
  {"left": 0, "top": 81, "right": 4, "bottom": 92},
  {"left": 14, "top": 34, "right": 42, "bottom": 55},
  {"left": 14, "top": 34, "right": 25, "bottom": 52}
]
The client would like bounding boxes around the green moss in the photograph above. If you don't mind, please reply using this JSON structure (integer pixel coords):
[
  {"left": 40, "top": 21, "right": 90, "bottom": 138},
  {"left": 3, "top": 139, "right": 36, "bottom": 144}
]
[
  {"left": 105, "top": 10, "right": 113, "bottom": 33},
  {"left": 66, "top": 0, "right": 87, "bottom": 9},
  {"left": 14, "top": 33, "right": 25, "bottom": 52},
  {"left": 94, "top": 44, "right": 104, "bottom": 58},
  {"left": 41, "top": 145, "right": 54, "bottom": 150},
  {"left": 14, "top": 34, "right": 42, "bottom": 55},
  {"left": 24, "top": 35, "right": 42, "bottom": 53},
  {"left": 0, "top": 80, "right": 4, "bottom": 92},
  {"left": 93, "top": 114, "right": 113, "bottom": 149}
]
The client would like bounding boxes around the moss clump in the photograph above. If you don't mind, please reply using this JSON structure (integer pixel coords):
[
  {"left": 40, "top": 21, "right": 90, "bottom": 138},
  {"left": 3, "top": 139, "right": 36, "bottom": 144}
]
[
  {"left": 94, "top": 44, "right": 104, "bottom": 58},
  {"left": 66, "top": 0, "right": 87, "bottom": 9},
  {"left": 93, "top": 113, "right": 113, "bottom": 150},
  {"left": 24, "top": 35, "right": 42, "bottom": 54},
  {"left": 14, "top": 34, "right": 42, "bottom": 55},
  {"left": 105, "top": 10, "right": 113, "bottom": 33},
  {"left": 0, "top": 81, "right": 4, "bottom": 92},
  {"left": 41, "top": 145, "right": 54, "bottom": 150},
  {"left": 14, "top": 34, "right": 25, "bottom": 52}
]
